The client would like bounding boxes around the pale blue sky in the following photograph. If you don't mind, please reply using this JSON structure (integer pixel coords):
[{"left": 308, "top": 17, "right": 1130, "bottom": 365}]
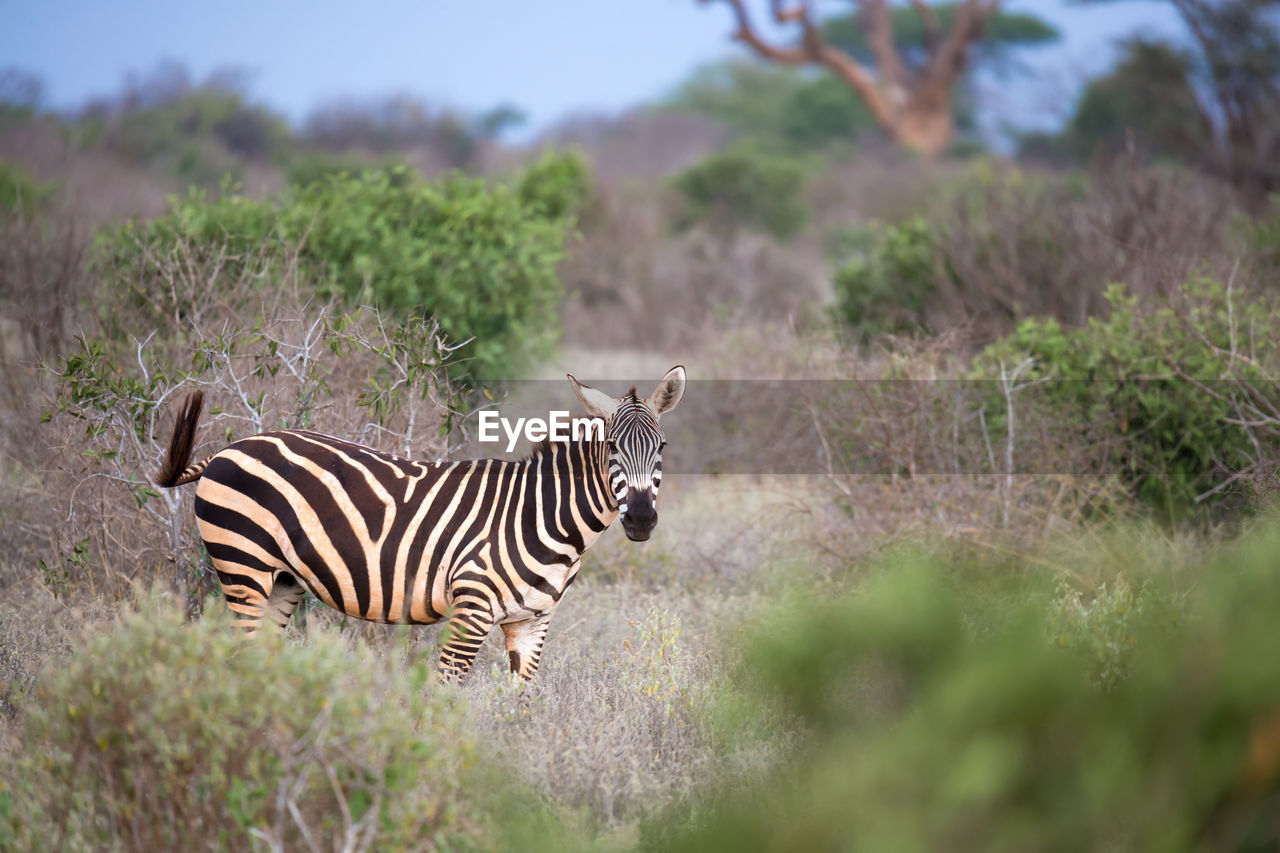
[{"left": 2, "top": 1, "right": 1183, "bottom": 137}]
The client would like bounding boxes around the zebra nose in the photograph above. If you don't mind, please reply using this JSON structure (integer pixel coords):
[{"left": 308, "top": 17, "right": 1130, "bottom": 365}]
[{"left": 625, "top": 493, "right": 657, "bottom": 526}]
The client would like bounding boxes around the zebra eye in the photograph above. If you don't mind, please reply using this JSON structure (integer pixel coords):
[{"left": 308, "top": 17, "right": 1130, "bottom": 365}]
[
  {"left": 606, "top": 439, "right": 617, "bottom": 451},
  {"left": 659, "top": 441, "right": 667, "bottom": 451}
]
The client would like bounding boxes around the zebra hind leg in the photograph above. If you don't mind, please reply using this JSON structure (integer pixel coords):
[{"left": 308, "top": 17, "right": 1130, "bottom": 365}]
[
  {"left": 215, "top": 568, "right": 273, "bottom": 635},
  {"left": 437, "top": 602, "right": 496, "bottom": 684},
  {"left": 501, "top": 614, "right": 553, "bottom": 681},
  {"left": 265, "top": 572, "right": 307, "bottom": 631}
]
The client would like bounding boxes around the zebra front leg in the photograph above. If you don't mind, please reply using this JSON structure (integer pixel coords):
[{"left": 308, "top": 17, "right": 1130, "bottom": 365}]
[
  {"left": 437, "top": 599, "right": 496, "bottom": 684},
  {"left": 501, "top": 614, "right": 553, "bottom": 681}
]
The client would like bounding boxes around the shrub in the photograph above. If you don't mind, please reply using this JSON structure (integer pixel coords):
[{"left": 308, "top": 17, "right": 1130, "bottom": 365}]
[
  {"left": 829, "top": 162, "right": 1240, "bottom": 342},
  {"left": 672, "top": 144, "right": 808, "bottom": 241},
  {"left": 97, "top": 153, "right": 589, "bottom": 381},
  {"left": 0, "top": 593, "right": 498, "bottom": 851},
  {"left": 517, "top": 148, "right": 592, "bottom": 222},
  {"left": 831, "top": 216, "right": 940, "bottom": 339},
  {"left": 646, "top": 525, "right": 1280, "bottom": 851},
  {"left": 974, "top": 281, "right": 1280, "bottom": 521},
  {"left": 0, "top": 159, "right": 54, "bottom": 214}
]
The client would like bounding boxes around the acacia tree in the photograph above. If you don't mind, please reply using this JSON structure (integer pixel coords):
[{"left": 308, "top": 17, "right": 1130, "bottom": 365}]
[{"left": 697, "top": 0, "right": 1014, "bottom": 156}]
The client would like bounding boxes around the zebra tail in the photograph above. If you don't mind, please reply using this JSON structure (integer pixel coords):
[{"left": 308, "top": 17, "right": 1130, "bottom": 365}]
[{"left": 155, "top": 391, "right": 209, "bottom": 488}]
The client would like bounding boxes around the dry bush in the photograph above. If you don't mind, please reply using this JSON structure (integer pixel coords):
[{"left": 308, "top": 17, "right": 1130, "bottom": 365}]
[
  {"left": 759, "top": 335, "right": 1131, "bottom": 571},
  {"left": 29, "top": 304, "right": 457, "bottom": 608},
  {"left": 560, "top": 181, "right": 826, "bottom": 352},
  {"left": 0, "top": 221, "right": 458, "bottom": 616},
  {"left": 0, "top": 198, "right": 92, "bottom": 360},
  {"left": 807, "top": 147, "right": 968, "bottom": 227},
  {"left": 539, "top": 109, "right": 731, "bottom": 186},
  {"left": 936, "top": 160, "right": 1241, "bottom": 333},
  {"left": 0, "top": 585, "right": 90, "bottom": 720},
  {"left": 834, "top": 159, "right": 1248, "bottom": 343}
]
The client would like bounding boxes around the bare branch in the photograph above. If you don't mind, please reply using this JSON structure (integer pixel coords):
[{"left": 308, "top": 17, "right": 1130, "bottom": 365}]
[
  {"left": 859, "top": 0, "right": 911, "bottom": 91},
  {"left": 922, "top": 0, "right": 997, "bottom": 95},
  {"left": 908, "top": 0, "right": 942, "bottom": 52}
]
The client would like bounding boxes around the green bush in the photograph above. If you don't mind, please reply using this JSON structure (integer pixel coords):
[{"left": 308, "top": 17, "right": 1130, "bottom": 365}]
[
  {"left": 647, "top": 525, "right": 1280, "bottom": 851},
  {"left": 0, "top": 159, "right": 55, "bottom": 214},
  {"left": 831, "top": 216, "right": 941, "bottom": 338},
  {"left": 0, "top": 594, "right": 496, "bottom": 851},
  {"left": 975, "top": 281, "right": 1279, "bottom": 521},
  {"left": 672, "top": 144, "right": 808, "bottom": 241},
  {"left": 97, "top": 153, "right": 589, "bottom": 380},
  {"left": 517, "top": 148, "right": 592, "bottom": 221},
  {"left": 283, "top": 151, "right": 411, "bottom": 188}
]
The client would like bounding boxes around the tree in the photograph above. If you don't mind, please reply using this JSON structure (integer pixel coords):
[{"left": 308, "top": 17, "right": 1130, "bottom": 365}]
[
  {"left": 1050, "top": 38, "right": 1213, "bottom": 164},
  {"left": 696, "top": 1, "right": 1057, "bottom": 156},
  {"left": 1074, "top": 0, "right": 1280, "bottom": 196}
]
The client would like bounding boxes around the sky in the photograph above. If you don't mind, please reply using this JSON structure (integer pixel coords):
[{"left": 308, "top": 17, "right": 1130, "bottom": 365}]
[{"left": 1, "top": 0, "right": 1185, "bottom": 139}]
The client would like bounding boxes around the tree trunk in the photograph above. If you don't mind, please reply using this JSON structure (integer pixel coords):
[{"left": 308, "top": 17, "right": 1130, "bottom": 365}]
[{"left": 891, "top": 103, "right": 954, "bottom": 157}]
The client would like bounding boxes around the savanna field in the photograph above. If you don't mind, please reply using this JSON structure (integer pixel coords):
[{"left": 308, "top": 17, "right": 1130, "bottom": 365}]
[{"left": 4, "top": 3, "right": 1280, "bottom": 848}]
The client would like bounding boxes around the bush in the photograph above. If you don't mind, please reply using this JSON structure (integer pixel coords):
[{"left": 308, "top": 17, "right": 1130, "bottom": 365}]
[
  {"left": 974, "top": 281, "right": 1280, "bottom": 521},
  {"left": 672, "top": 144, "right": 808, "bottom": 241},
  {"left": 831, "top": 216, "right": 940, "bottom": 339},
  {"left": 97, "top": 152, "right": 589, "bottom": 380},
  {"left": 646, "top": 524, "right": 1280, "bottom": 851},
  {"left": 0, "top": 159, "right": 54, "bottom": 214},
  {"left": 0, "top": 593, "right": 498, "bottom": 851},
  {"left": 829, "top": 162, "right": 1240, "bottom": 342}
]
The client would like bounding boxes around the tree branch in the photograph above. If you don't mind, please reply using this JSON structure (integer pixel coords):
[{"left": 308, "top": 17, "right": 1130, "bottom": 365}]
[
  {"left": 701, "top": 0, "right": 898, "bottom": 129},
  {"left": 860, "top": 0, "right": 911, "bottom": 92},
  {"left": 922, "top": 0, "right": 999, "bottom": 96},
  {"left": 908, "top": 0, "right": 942, "bottom": 53}
]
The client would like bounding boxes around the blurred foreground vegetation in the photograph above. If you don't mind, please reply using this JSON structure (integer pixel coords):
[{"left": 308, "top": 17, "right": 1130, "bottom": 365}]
[{"left": 645, "top": 520, "right": 1280, "bottom": 851}]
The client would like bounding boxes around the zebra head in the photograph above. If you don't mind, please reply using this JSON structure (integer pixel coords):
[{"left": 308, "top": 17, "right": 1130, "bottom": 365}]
[{"left": 567, "top": 365, "right": 686, "bottom": 541}]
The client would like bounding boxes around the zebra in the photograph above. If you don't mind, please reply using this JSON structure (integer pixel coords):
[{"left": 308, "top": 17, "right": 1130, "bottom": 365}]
[{"left": 154, "top": 366, "right": 686, "bottom": 682}]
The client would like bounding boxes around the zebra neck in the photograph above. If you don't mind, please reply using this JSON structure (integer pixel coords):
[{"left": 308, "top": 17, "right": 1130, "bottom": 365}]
[{"left": 529, "top": 437, "right": 618, "bottom": 552}]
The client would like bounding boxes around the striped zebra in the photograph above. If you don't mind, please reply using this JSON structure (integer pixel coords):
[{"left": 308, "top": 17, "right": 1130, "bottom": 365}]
[{"left": 155, "top": 366, "right": 686, "bottom": 682}]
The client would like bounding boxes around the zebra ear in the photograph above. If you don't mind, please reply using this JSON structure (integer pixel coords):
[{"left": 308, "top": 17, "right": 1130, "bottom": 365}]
[
  {"left": 647, "top": 365, "right": 686, "bottom": 417},
  {"left": 567, "top": 373, "right": 619, "bottom": 420}
]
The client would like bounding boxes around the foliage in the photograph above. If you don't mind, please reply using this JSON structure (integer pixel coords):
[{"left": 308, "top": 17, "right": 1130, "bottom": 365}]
[
  {"left": 1064, "top": 1, "right": 1280, "bottom": 193},
  {"left": 672, "top": 143, "right": 808, "bottom": 241},
  {"left": 1246, "top": 194, "right": 1280, "bottom": 274},
  {"left": 97, "top": 154, "right": 589, "bottom": 381},
  {"left": 1048, "top": 574, "right": 1185, "bottom": 692},
  {"left": 831, "top": 216, "right": 940, "bottom": 338},
  {"left": 0, "top": 593, "right": 498, "bottom": 850},
  {"left": 974, "top": 281, "right": 1280, "bottom": 521},
  {"left": 301, "top": 95, "right": 524, "bottom": 168},
  {"left": 1031, "top": 38, "right": 1211, "bottom": 164},
  {"left": 283, "top": 151, "right": 410, "bottom": 188},
  {"left": 517, "top": 148, "right": 592, "bottom": 221},
  {"left": 75, "top": 62, "right": 291, "bottom": 186},
  {"left": 0, "top": 159, "right": 55, "bottom": 214},
  {"left": 665, "top": 59, "right": 876, "bottom": 151},
  {"left": 820, "top": 3, "right": 1060, "bottom": 72},
  {"left": 646, "top": 525, "right": 1280, "bottom": 850},
  {"left": 829, "top": 162, "right": 1241, "bottom": 342}
]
